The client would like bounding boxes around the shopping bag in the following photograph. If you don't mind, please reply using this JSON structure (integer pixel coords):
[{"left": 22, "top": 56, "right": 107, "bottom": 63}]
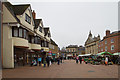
[{"left": 50, "top": 61, "right": 51, "bottom": 65}]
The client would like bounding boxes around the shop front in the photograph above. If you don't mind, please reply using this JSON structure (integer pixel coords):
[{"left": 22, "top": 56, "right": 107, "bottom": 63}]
[{"left": 14, "top": 47, "right": 28, "bottom": 67}]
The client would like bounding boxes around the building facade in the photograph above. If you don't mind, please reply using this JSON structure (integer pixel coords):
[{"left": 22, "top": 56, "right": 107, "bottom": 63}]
[
  {"left": 2, "top": 2, "right": 57, "bottom": 68},
  {"left": 98, "top": 30, "right": 120, "bottom": 54},
  {"left": 78, "top": 45, "right": 85, "bottom": 55},
  {"left": 66, "top": 45, "right": 78, "bottom": 59},
  {"left": 85, "top": 31, "right": 100, "bottom": 55},
  {"left": 49, "top": 39, "right": 59, "bottom": 58}
]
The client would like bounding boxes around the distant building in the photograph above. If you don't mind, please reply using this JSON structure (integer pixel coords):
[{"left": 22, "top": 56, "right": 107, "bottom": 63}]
[
  {"left": 66, "top": 45, "right": 78, "bottom": 59},
  {"left": 98, "top": 30, "right": 120, "bottom": 54},
  {"left": 60, "top": 47, "right": 66, "bottom": 57},
  {"left": 78, "top": 45, "right": 85, "bottom": 55},
  {"left": 49, "top": 39, "right": 59, "bottom": 58},
  {"left": 85, "top": 31, "right": 100, "bottom": 54}
]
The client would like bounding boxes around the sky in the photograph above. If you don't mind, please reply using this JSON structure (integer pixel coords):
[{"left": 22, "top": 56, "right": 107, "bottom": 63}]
[{"left": 8, "top": 0, "right": 119, "bottom": 49}]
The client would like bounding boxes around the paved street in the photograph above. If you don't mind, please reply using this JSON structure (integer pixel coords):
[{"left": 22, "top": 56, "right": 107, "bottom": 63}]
[{"left": 2, "top": 60, "right": 118, "bottom": 78}]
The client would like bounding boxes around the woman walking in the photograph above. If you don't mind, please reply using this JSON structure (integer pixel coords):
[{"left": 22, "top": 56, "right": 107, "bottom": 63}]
[
  {"left": 57, "top": 57, "right": 60, "bottom": 65},
  {"left": 105, "top": 57, "right": 108, "bottom": 65},
  {"left": 76, "top": 56, "right": 79, "bottom": 64}
]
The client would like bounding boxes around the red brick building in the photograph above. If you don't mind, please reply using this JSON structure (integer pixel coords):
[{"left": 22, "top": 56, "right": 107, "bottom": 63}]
[{"left": 98, "top": 30, "right": 120, "bottom": 54}]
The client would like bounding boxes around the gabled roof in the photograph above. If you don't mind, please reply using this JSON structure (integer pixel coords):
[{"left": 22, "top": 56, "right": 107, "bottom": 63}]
[
  {"left": 85, "top": 31, "right": 100, "bottom": 45},
  {"left": 50, "top": 39, "right": 58, "bottom": 46},
  {"left": 44, "top": 27, "right": 49, "bottom": 36},
  {"left": 34, "top": 19, "right": 42, "bottom": 29},
  {"left": 12, "top": 4, "right": 30, "bottom": 15},
  {"left": 3, "top": 2, "right": 20, "bottom": 23}
]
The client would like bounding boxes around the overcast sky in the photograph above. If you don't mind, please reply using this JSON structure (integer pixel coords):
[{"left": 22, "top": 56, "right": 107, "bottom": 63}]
[{"left": 8, "top": 0, "right": 118, "bottom": 49}]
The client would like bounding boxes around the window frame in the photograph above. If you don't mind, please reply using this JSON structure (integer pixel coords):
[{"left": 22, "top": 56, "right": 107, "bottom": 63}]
[
  {"left": 111, "top": 39, "right": 114, "bottom": 43},
  {"left": 12, "top": 26, "right": 28, "bottom": 40},
  {"left": 105, "top": 40, "right": 107, "bottom": 44},
  {"left": 105, "top": 46, "right": 107, "bottom": 51},
  {"left": 111, "top": 45, "right": 114, "bottom": 50},
  {"left": 25, "top": 13, "right": 31, "bottom": 24},
  {"left": 39, "top": 26, "right": 42, "bottom": 33}
]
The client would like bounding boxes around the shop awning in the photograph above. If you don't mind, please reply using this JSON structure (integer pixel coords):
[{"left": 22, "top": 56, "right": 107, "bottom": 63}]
[
  {"left": 67, "top": 55, "right": 72, "bottom": 56},
  {"left": 78, "top": 55, "right": 85, "bottom": 57},
  {"left": 84, "top": 54, "right": 91, "bottom": 56},
  {"left": 97, "top": 52, "right": 113, "bottom": 55},
  {"left": 113, "top": 52, "right": 120, "bottom": 55}
]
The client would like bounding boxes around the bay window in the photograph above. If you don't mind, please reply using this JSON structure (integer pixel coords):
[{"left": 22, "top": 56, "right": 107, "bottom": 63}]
[
  {"left": 19, "top": 28, "right": 23, "bottom": 38},
  {"left": 12, "top": 27, "right": 18, "bottom": 37},
  {"left": 12, "top": 26, "right": 28, "bottom": 39}
]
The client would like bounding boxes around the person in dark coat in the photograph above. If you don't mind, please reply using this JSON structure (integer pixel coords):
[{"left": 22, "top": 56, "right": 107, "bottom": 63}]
[
  {"left": 60, "top": 56, "right": 63, "bottom": 63},
  {"left": 79, "top": 56, "right": 82, "bottom": 64},
  {"left": 57, "top": 57, "right": 60, "bottom": 65},
  {"left": 46, "top": 55, "right": 50, "bottom": 67}
]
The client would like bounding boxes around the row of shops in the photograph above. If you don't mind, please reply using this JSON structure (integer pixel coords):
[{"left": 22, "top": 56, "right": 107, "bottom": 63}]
[{"left": 2, "top": 1, "right": 59, "bottom": 68}]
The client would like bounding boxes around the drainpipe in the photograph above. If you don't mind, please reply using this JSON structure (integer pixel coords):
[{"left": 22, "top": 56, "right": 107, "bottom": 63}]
[{"left": 0, "top": 0, "right": 3, "bottom": 69}]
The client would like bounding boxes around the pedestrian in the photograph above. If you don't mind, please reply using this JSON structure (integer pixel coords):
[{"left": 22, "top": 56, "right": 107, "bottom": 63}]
[
  {"left": 76, "top": 56, "right": 79, "bottom": 64},
  {"left": 49, "top": 57, "right": 52, "bottom": 65},
  {"left": 79, "top": 56, "right": 82, "bottom": 64},
  {"left": 116, "top": 55, "right": 120, "bottom": 64},
  {"left": 38, "top": 56, "right": 42, "bottom": 66},
  {"left": 31, "top": 59, "right": 34, "bottom": 66},
  {"left": 60, "top": 56, "right": 63, "bottom": 63},
  {"left": 105, "top": 57, "right": 108, "bottom": 65},
  {"left": 31, "top": 59, "right": 37, "bottom": 66},
  {"left": 46, "top": 55, "right": 50, "bottom": 67},
  {"left": 57, "top": 57, "right": 60, "bottom": 65}
]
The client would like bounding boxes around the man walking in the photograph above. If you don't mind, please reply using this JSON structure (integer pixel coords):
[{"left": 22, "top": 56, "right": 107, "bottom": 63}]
[
  {"left": 46, "top": 55, "right": 50, "bottom": 67},
  {"left": 79, "top": 56, "right": 82, "bottom": 64},
  {"left": 57, "top": 57, "right": 60, "bottom": 65},
  {"left": 38, "top": 56, "right": 42, "bottom": 66},
  {"left": 60, "top": 56, "right": 63, "bottom": 63}
]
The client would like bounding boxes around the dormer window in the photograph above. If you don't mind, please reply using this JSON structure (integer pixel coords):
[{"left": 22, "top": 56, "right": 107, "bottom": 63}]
[
  {"left": 25, "top": 13, "right": 31, "bottom": 24},
  {"left": 39, "top": 26, "right": 42, "bottom": 33},
  {"left": 48, "top": 33, "right": 50, "bottom": 37}
]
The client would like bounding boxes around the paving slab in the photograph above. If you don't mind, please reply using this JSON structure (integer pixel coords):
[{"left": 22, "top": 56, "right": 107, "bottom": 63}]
[{"left": 2, "top": 60, "right": 118, "bottom": 78}]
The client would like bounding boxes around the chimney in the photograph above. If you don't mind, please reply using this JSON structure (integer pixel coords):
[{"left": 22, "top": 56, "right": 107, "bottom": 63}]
[
  {"left": 106, "top": 30, "right": 110, "bottom": 36},
  {"left": 32, "top": 10, "right": 36, "bottom": 19}
]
